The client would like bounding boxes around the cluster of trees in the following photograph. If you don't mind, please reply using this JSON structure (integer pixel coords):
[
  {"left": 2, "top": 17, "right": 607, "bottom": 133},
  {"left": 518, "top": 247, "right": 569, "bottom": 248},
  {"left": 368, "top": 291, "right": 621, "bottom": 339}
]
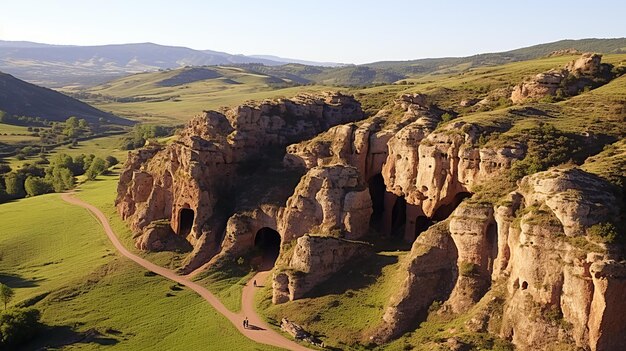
[
  {"left": 0, "top": 283, "right": 41, "bottom": 348},
  {"left": 120, "top": 124, "right": 174, "bottom": 150},
  {"left": 0, "top": 110, "right": 48, "bottom": 127},
  {"left": 0, "top": 152, "right": 118, "bottom": 202},
  {"left": 37, "top": 116, "right": 95, "bottom": 145}
]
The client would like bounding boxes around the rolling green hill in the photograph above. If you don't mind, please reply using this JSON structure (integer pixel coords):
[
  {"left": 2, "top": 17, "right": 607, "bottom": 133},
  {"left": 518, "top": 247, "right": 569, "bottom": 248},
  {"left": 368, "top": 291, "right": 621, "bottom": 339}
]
[
  {"left": 72, "top": 66, "right": 332, "bottom": 123},
  {"left": 237, "top": 38, "right": 626, "bottom": 86},
  {"left": 0, "top": 71, "right": 131, "bottom": 125}
]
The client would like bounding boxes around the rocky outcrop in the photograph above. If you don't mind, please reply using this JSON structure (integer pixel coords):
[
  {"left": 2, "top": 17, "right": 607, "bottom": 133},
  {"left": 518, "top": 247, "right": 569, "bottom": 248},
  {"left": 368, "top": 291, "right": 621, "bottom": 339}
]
[
  {"left": 511, "top": 53, "right": 607, "bottom": 103},
  {"left": 134, "top": 220, "right": 191, "bottom": 252},
  {"left": 445, "top": 203, "right": 497, "bottom": 314},
  {"left": 116, "top": 92, "right": 364, "bottom": 272},
  {"left": 371, "top": 167, "right": 626, "bottom": 350},
  {"left": 499, "top": 168, "right": 625, "bottom": 351},
  {"left": 272, "top": 235, "right": 371, "bottom": 304},
  {"left": 371, "top": 221, "right": 457, "bottom": 343},
  {"left": 277, "top": 165, "right": 373, "bottom": 242},
  {"left": 382, "top": 122, "right": 523, "bottom": 239}
]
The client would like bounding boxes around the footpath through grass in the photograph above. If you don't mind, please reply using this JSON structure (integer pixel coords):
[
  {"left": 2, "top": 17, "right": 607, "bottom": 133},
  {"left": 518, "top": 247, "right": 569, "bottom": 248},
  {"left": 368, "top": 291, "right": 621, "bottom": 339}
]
[{"left": 0, "top": 180, "right": 280, "bottom": 350}]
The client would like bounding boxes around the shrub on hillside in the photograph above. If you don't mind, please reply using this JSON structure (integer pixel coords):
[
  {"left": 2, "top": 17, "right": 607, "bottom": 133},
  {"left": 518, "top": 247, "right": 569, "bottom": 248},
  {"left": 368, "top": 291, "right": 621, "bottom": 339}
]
[
  {"left": 509, "top": 123, "right": 580, "bottom": 181},
  {"left": 0, "top": 308, "right": 41, "bottom": 348}
]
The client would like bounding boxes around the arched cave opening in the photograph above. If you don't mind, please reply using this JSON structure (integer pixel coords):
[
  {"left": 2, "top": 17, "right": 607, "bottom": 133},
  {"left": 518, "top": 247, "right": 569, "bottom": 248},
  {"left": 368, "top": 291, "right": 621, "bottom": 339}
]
[
  {"left": 391, "top": 196, "right": 407, "bottom": 236},
  {"left": 368, "top": 174, "right": 386, "bottom": 230},
  {"left": 178, "top": 208, "right": 195, "bottom": 236},
  {"left": 432, "top": 192, "right": 472, "bottom": 221},
  {"left": 255, "top": 227, "right": 281, "bottom": 267}
]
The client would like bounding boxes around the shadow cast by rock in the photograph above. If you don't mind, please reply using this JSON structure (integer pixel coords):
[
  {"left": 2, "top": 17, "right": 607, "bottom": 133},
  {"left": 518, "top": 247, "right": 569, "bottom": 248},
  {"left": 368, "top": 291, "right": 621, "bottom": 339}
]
[{"left": 305, "top": 253, "right": 398, "bottom": 298}]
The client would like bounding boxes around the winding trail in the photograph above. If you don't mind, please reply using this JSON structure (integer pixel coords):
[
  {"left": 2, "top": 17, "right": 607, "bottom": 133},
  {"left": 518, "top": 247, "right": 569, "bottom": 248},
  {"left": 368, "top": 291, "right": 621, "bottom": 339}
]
[{"left": 61, "top": 193, "right": 312, "bottom": 351}]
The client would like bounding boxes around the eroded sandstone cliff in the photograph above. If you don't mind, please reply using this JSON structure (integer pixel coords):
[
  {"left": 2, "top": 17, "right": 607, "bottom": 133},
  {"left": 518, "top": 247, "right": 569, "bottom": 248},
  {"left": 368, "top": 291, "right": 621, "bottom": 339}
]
[{"left": 116, "top": 84, "right": 624, "bottom": 351}]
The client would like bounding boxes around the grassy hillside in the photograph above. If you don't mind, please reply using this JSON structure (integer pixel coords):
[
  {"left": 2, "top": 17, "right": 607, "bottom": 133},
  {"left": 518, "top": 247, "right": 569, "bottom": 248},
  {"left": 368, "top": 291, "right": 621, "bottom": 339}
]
[
  {"left": 0, "top": 72, "right": 131, "bottom": 125},
  {"left": 253, "top": 38, "right": 626, "bottom": 86},
  {"left": 73, "top": 67, "right": 333, "bottom": 123},
  {"left": 0, "top": 185, "right": 279, "bottom": 350}
]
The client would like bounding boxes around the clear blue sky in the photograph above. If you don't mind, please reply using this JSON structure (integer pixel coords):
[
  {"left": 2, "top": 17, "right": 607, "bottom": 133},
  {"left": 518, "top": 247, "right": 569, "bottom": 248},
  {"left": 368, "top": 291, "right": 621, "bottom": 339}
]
[{"left": 1, "top": 0, "right": 624, "bottom": 64}]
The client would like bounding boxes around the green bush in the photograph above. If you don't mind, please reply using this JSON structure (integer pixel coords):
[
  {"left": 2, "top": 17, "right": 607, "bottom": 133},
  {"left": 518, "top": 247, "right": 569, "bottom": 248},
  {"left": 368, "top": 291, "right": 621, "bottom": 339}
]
[
  {"left": 0, "top": 308, "right": 41, "bottom": 348},
  {"left": 587, "top": 222, "right": 619, "bottom": 244},
  {"left": 459, "top": 261, "right": 480, "bottom": 277}
]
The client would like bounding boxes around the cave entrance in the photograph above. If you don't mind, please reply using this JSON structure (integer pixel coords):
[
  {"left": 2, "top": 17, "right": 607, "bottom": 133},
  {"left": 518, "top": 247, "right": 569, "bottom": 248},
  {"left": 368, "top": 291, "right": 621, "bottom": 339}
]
[
  {"left": 414, "top": 216, "right": 433, "bottom": 238},
  {"left": 391, "top": 196, "right": 407, "bottom": 237},
  {"left": 255, "top": 227, "right": 281, "bottom": 268},
  {"left": 432, "top": 192, "right": 472, "bottom": 221},
  {"left": 369, "top": 174, "right": 386, "bottom": 230},
  {"left": 178, "top": 208, "right": 195, "bottom": 236}
]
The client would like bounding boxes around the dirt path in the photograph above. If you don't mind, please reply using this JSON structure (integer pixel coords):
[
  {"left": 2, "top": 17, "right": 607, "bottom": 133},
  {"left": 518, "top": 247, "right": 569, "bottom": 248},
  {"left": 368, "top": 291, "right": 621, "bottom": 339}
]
[{"left": 61, "top": 193, "right": 312, "bottom": 351}]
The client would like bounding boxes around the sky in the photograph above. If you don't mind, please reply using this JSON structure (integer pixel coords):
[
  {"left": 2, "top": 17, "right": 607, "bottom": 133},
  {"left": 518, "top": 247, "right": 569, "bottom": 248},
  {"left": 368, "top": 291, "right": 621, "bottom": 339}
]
[{"left": 1, "top": 0, "right": 624, "bottom": 64}]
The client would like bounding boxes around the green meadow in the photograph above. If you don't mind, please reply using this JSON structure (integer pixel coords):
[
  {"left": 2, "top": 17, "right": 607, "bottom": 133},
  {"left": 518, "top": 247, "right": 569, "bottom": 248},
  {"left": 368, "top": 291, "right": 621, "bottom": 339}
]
[{"left": 0, "top": 186, "right": 280, "bottom": 350}]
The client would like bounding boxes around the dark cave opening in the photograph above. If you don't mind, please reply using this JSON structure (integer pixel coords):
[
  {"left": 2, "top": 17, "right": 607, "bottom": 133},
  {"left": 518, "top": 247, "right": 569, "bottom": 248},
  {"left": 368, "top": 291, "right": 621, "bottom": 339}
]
[
  {"left": 368, "top": 174, "right": 386, "bottom": 230},
  {"left": 486, "top": 222, "right": 498, "bottom": 272},
  {"left": 178, "top": 208, "right": 195, "bottom": 236},
  {"left": 254, "top": 227, "right": 281, "bottom": 266},
  {"left": 432, "top": 192, "right": 472, "bottom": 221},
  {"left": 391, "top": 196, "right": 407, "bottom": 237}
]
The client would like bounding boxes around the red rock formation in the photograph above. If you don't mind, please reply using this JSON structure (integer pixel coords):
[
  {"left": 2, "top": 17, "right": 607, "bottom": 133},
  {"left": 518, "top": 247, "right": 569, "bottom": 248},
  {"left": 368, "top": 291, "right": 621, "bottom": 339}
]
[
  {"left": 272, "top": 234, "right": 371, "bottom": 304},
  {"left": 116, "top": 92, "right": 364, "bottom": 272},
  {"left": 511, "top": 53, "right": 606, "bottom": 103}
]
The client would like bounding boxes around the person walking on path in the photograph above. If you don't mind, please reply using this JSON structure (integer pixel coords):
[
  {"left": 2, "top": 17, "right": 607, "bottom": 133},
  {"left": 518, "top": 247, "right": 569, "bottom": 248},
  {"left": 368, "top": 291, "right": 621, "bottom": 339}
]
[
  {"left": 244, "top": 317, "right": 249, "bottom": 329},
  {"left": 253, "top": 280, "right": 257, "bottom": 287}
]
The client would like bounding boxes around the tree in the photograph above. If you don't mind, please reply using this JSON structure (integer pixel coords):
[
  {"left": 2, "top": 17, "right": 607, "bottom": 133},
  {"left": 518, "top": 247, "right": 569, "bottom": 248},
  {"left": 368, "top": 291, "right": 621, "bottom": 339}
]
[
  {"left": 105, "top": 155, "right": 119, "bottom": 168},
  {"left": 24, "top": 176, "right": 52, "bottom": 197},
  {"left": 78, "top": 119, "right": 89, "bottom": 129},
  {"left": 0, "top": 283, "right": 13, "bottom": 310},
  {"left": 3, "top": 173, "right": 25, "bottom": 198},
  {"left": 0, "top": 308, "right": 41, "bottom": 347},
  {"left": 46, "top": 166, "right": 74, "bottom": 192},
  {"left": 85, "top": 157, "right": 107, "bottom": 180}
]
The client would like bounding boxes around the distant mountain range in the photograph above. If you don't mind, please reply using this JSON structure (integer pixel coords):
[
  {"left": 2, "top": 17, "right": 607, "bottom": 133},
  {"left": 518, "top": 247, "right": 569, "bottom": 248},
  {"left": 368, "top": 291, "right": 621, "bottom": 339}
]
[
  {"left": 0, "top": 41, "right": 342, "bottom": 87},
  {"left": 0, "top": 71, "right": 130, "bottom": 125},
  {"left": 0, "top": 38, "right": 624, "bottom": 88}
]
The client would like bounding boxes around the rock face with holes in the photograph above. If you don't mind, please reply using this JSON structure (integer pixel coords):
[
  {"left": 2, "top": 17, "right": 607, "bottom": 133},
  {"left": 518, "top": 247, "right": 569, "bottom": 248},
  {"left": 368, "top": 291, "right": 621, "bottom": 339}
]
[
  {"left": 381, "top": 122, "right": 523, "bottom": 240},
  {"left": 116, "top": 92, "right": 364, "bottom": 272},
  {"left": 499, "top": 168, "right": 625, "bottom": 351},
  {"left": 370, "top": 167, "right": 626, "bottom": 351},
  {"left": 510, "top": 53, "right": 607, "bottom": 103},
  {"left": 277, "top": 164, "right": 373, "bottom": 241},
  {"left": 272, "top": 235, "right": 372, "bottom": 304}
]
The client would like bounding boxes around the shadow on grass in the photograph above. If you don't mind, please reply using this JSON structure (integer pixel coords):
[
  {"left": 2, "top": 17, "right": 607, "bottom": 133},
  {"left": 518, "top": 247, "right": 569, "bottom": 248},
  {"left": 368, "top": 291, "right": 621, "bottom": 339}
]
[
  {"left": 305, "top": 253, "right": 399, "bottom": 298},
  {"left": 0, "top": 273, "right": 45, "bottom": 288},
  {"left": 18, "top": 325, "right": 120, "bottom": 351}
]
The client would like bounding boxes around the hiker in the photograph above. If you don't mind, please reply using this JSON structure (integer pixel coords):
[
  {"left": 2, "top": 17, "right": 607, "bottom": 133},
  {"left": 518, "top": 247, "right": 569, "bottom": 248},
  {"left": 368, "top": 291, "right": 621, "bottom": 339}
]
[
  {"left": 253, "top": 280, "right": 257, "bottom": 287},
  {"left": 244, "top": 317, "right": 249, "bottom": 329}
]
